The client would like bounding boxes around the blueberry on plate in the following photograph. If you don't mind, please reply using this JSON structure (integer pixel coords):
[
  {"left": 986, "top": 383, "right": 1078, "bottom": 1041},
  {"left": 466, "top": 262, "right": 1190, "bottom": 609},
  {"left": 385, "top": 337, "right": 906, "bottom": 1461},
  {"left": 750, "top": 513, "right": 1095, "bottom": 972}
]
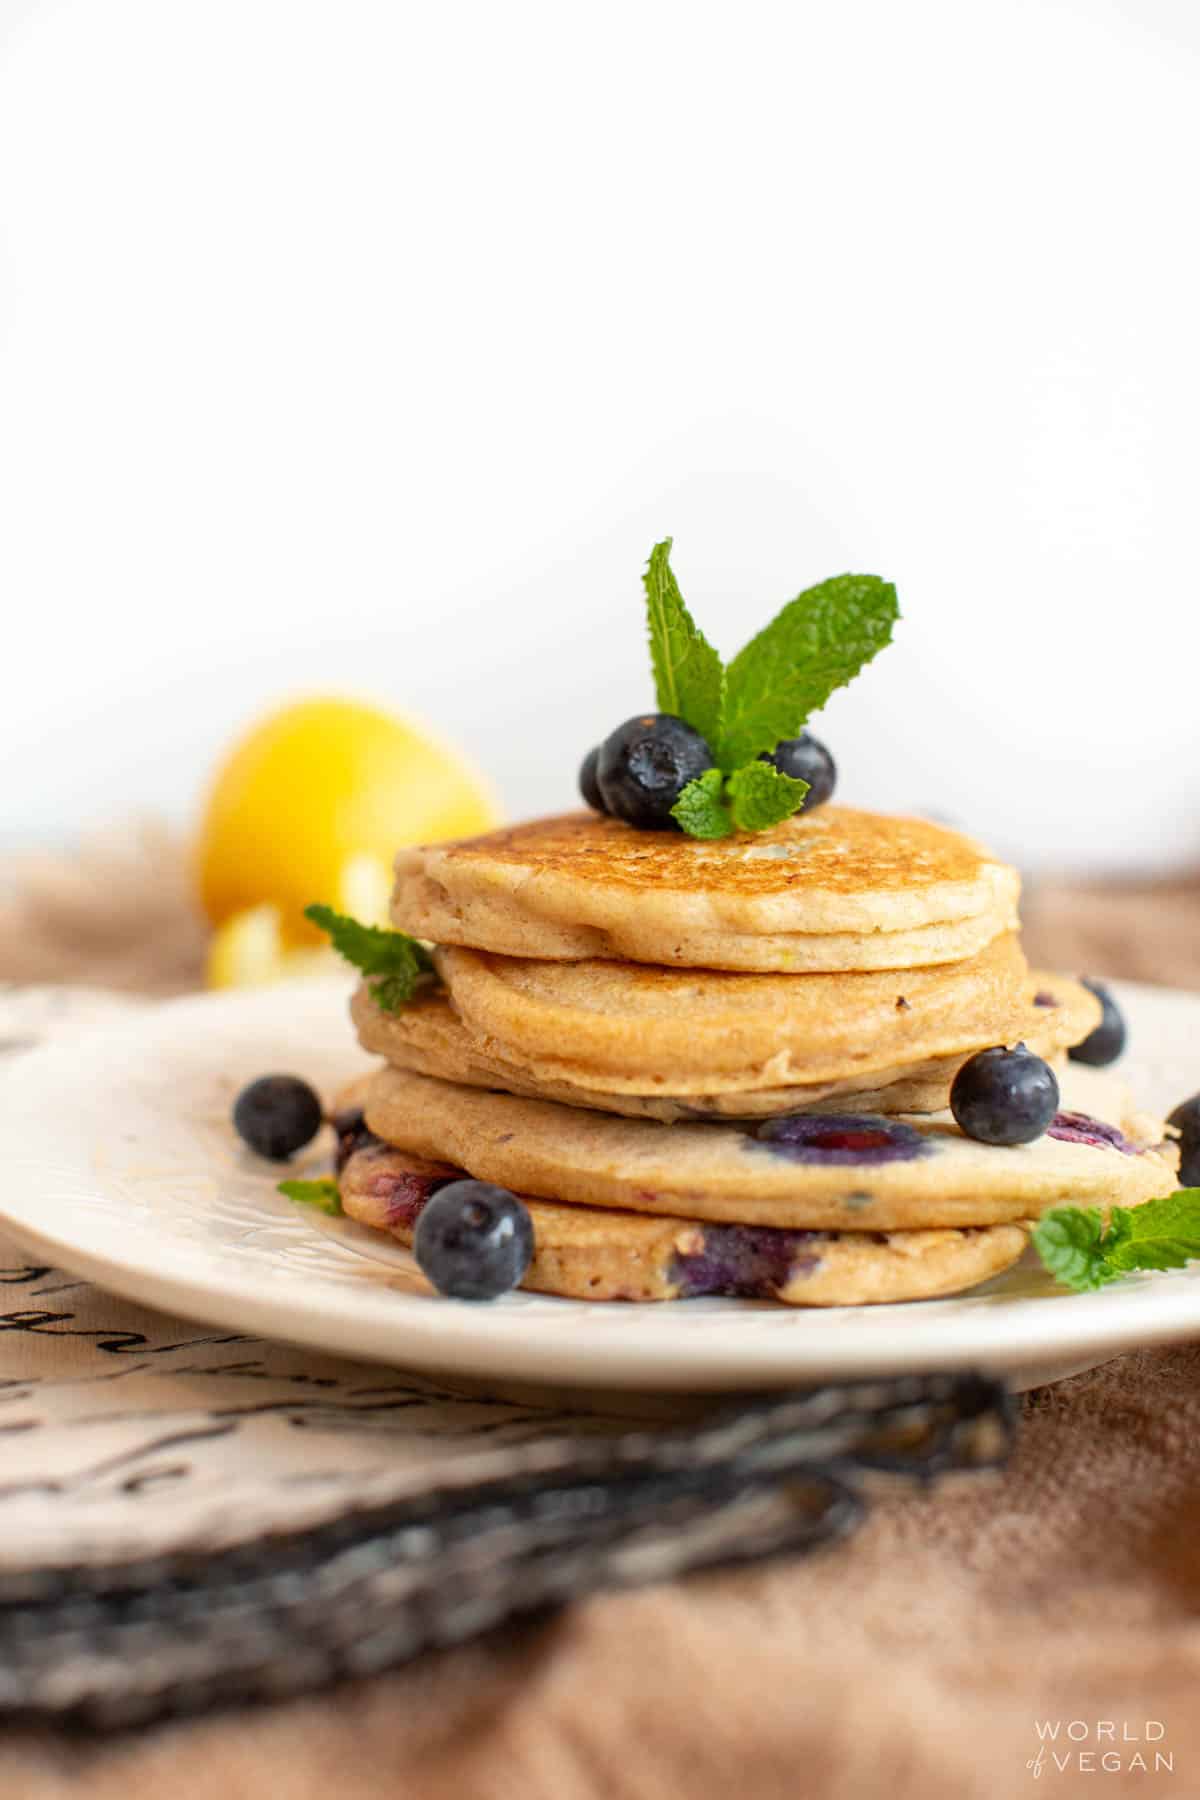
[
  {"left": 596, "top": 714, "right": 713, "bottom": 829},
  {"left": 413, "top": 1179, "right": 534, "bottom": 1300},
  {"left": 758, "top": 731, "right": 837, "bottom": 811},
  {"left": 331, "top": 1105, "right": 376, "bottom": 1173},
  {"left": 950, "top": 1044, "right": 1059, "bottom": 1147},
  {"left": 1068, "top": 979, "right": 1127, "bottom": 1067},
  {"left": 579, "top": 745, "right": 606, "bottom": 813},
  {"left": 1167, "top": 1093, "right": 1200, "bottom": 1188},
  {"left": 233, "top": 1074, "right": 324, "bottom": 1161}
]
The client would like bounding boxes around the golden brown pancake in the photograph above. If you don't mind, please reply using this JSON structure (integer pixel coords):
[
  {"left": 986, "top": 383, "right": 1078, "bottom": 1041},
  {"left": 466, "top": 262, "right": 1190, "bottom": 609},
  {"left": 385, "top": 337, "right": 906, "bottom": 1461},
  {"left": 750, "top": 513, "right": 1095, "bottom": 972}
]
[
  {"left": 349, "top": 967, "right": 1101, "bottom": 1120},
  {"left": 361, "top": 1062, "right": 1177, "bottom": 1232},
  {"left": 430, "top": 934, "right": 1033, "bottom": 1091},
  {"left": 390, "top": 806, "right": 1020, "bottom": 971},
  {"left": 338, "top": 1138, "right": 1030, "bottom": 1306}
]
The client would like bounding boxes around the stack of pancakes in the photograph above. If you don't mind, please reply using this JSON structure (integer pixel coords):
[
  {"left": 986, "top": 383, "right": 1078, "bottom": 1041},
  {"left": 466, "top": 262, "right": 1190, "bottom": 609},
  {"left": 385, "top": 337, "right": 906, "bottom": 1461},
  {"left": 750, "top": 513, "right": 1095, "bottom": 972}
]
[{"left": 337, "top": 806, "right": 1178, "bottom": 1306}]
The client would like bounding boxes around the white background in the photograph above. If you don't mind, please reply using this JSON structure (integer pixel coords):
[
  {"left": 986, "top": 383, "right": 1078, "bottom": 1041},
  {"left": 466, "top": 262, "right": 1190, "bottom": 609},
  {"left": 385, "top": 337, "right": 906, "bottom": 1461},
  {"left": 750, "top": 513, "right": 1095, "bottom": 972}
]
[{"left": 1, "top": 0, "right": 1197, "bottom": 871}]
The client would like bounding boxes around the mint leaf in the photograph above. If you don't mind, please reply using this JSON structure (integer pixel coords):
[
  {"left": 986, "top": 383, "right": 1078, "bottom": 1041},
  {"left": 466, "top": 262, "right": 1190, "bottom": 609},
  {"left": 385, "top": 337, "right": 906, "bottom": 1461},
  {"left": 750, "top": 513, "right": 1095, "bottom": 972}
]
[
  {"left": 1030, "top": 1207, "right": 1119, "bottom": 1292},
  {"left": 279, "top": 1178, "right": 342, "bottom": 1215},
  {"left": 671, "top": 768, "right": 733, "bottom": 839},
  {"left": 305, "top": 903, "right": 434, "bottom": 1012},
  {"left": 718, "top": 574, "right": 899, "bottom": 769},
  {"left": 1106, "top": 1189, "right": 1200, "bottom": 1242},
  {"left": 725, "top": 760, "right": 809, "bottom": 832},
  {"left": 1102, "top": 1189, "right": 1200, "bottom": 1274},
  {"left": 1032, "top": 1190, "right": 1200, "bottom": 1291},
  {"left": 644, "top": 538, "right": 725, "bottom": 750},
  {"left": 673, "top": 763, "right": 808, "bottom": 836}
]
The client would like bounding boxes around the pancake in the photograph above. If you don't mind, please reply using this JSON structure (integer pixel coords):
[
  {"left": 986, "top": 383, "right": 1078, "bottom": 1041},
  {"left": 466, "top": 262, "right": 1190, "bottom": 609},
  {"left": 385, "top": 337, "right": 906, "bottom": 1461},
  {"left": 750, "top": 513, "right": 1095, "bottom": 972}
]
[
  {"left": 337, "top": 1135, "right": 1029, "bottom": 1305},
  {"left": 349, "top": 968, "right": 1101, "bottom": 1120},
  {"left": 431, "top": 934, "right": 1033, "bottom": 1092},
  {"left": 361, "top": 1063, "right": 1178, "bottom": 1232},
  {"left": 391, "top": 806, "right": 1020, "bottom": 972}
]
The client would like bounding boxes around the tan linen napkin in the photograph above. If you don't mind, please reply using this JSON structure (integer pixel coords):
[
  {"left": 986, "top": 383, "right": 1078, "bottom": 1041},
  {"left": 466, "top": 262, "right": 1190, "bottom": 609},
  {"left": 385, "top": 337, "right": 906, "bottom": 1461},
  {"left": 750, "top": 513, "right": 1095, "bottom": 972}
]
[
  {"left": 0, "top": 822, "right": 207, "bottom": 995},
  {"left": 1023, "top": 866, "right": 1200, "bottom": 989}
]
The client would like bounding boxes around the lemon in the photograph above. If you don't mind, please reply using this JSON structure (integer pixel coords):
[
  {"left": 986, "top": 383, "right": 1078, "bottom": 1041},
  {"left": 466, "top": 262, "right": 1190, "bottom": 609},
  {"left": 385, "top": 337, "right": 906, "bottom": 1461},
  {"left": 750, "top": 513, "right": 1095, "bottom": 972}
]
[
  {"left": 206, "top": 905, "right": 336, "bottom": 988},
  {"left": 195, "top": 696, "right": 500, "bottom": 949},
  {"left": 205, "top": 855, "right": 403, "bottom": 989}
]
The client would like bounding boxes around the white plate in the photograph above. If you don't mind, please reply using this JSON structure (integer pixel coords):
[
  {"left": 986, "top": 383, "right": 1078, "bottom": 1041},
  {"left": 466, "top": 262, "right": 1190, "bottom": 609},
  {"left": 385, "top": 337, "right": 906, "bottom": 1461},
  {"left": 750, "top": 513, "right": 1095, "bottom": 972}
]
[{"left": 1, "top": 978, "right": 1198, "bottom": 1393}]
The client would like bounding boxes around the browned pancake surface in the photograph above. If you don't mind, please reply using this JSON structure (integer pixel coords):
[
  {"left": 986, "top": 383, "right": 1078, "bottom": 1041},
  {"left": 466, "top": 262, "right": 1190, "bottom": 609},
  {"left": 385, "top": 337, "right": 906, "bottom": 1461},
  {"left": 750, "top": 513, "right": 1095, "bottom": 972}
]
[
  {"left": 401, "top": 806, "right": 1000, "bottom": 912},
  {"left": 391, "top": 807, "right": 1020, "bottom": 969}
]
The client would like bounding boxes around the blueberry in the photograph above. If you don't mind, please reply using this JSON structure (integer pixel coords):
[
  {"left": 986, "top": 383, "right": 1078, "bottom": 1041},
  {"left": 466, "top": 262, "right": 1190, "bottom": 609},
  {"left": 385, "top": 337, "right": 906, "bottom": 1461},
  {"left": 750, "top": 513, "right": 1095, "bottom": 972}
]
[
  {"left": 596, "top": 714, "right": 713, "bottom": 830},
  {"left": 1068, "top": 979, "right": 1127, "bottom": 1067},
  {"left": 331, "top": 1106, "right": 379, "bottom": 1173},
  {"left": 1167, "top": 1093, "right": 1200, "bottom": 1187},
  {"left": 753, "top": 1113, "right": 929, "bottom": 1165},
  {"left": 670, "top": 1223, "right": 822, "bottom": 1298},
  {"left": 579, "top": 745, "right": 606, "bottom": 813},
  {"left": 1168, "top": 1093, "right": 1200, "bottom": 1141},
  {"left": 413, "top": 1179, "right": 534, "bottom": 1300},
  {"left": 1047, "top": 1111, "right": 1135, "bottom": 1155},
  {"left": 758, "top": 731, "right": 837, "bottom": 811},
  {"left": 950, "top": 1045, "right": 1059, "bottom": 1146},
  {"left": 233, "top": 1074, "right": 323, "bottom": 1161}
]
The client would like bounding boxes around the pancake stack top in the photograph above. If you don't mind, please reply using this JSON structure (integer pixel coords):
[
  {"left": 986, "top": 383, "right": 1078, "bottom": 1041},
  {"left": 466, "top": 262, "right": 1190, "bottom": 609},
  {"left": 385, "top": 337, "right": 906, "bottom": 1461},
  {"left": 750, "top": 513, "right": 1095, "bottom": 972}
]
[{"left": 331, "top": 804, "right": 1178, "bottom": 1308}]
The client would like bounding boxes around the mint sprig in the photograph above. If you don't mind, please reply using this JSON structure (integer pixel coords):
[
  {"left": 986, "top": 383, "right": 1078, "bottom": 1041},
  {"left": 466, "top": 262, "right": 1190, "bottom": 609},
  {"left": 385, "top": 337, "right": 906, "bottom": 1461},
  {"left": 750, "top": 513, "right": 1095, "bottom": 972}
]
[
  {"left": 279, "top": 1177, "right": 342, "bottom": 1215},
  {"left": 305, "top": 903, "right": 434, "bottom": 1012},
  {"left": 643, "top": 543, "right": 897, "bottom": 839},
  {"left": 1032, "top": 1189, "right": 1200, "bottom": 1292},
  {"left": 671, "top": 761, "right": 809, "bottom": 838}
]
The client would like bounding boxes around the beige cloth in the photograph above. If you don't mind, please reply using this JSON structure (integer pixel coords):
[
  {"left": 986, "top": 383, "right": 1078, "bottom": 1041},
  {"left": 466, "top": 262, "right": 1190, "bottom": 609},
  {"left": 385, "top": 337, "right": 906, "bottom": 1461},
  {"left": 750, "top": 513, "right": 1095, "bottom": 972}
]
[
  {"left": 2, "top": 830, "right": 1199, "bottom": 1798},
  {"left": 0, "top": 822, "right": 207, "bottom": 995},
  {"left": 1023, "top": 866, "right": 1200, "bottom": 990}
]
